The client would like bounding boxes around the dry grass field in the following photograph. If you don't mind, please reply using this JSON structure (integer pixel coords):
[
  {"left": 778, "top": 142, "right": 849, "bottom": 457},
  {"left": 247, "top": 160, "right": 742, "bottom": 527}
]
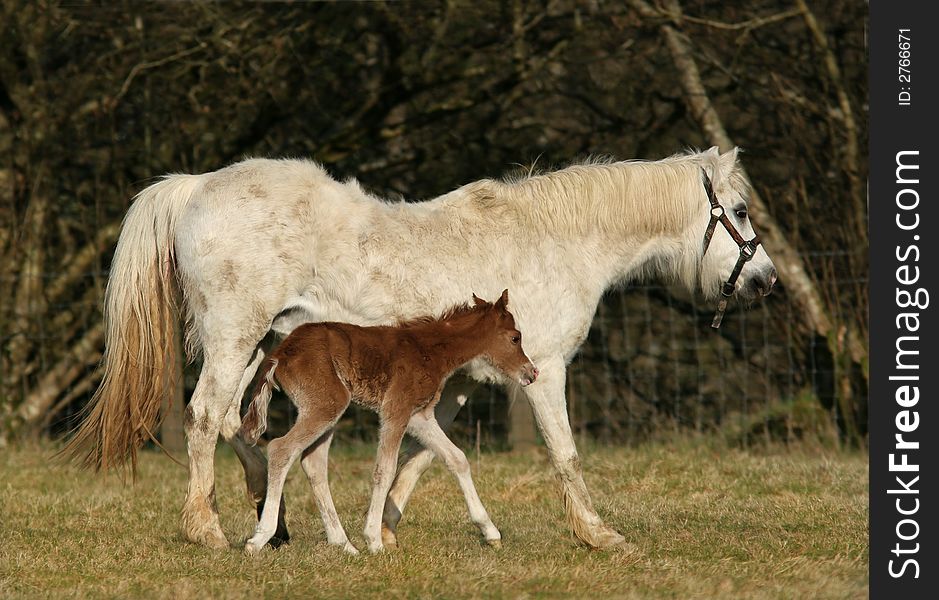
[{"left": 0, "top": 439, "right": 867, "bottom": 599}]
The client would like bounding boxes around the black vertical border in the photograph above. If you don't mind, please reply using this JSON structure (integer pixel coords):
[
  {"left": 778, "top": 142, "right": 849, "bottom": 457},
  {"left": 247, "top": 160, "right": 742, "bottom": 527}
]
[{"left": 870, "top": 3, "right": 939, "bottom": 598}]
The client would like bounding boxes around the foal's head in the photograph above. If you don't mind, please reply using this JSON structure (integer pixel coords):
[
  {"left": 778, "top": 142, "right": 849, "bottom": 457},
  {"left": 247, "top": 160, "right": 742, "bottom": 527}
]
[{"left": 472, "top": 289, "right": 539, "bottom": 386}]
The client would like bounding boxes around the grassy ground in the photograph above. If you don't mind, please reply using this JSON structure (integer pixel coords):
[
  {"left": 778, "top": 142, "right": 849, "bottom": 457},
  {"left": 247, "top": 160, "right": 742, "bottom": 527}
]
[{"left": 0, "top": 439, "right": 867, "bottom": 599}]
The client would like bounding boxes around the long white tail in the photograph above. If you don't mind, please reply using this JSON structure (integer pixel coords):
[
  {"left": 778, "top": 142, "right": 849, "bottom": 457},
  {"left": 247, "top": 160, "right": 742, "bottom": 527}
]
[
  {"left": 240, "top": 358, "right": 279, "bottom": 445},
  {"left": 61, "top": 174, "right": 203, "bottom": 473}
]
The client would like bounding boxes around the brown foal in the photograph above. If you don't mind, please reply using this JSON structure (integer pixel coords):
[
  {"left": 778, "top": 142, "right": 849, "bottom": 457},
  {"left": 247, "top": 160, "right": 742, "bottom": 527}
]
[{"left": 241, "top": 289, "right": 538, "bottom": 554}]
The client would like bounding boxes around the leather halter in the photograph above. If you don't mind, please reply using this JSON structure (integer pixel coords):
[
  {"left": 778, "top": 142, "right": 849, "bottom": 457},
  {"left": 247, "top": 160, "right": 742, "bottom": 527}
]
[{"left": 700, "top": 168, "right": 761, "bottom": 328}]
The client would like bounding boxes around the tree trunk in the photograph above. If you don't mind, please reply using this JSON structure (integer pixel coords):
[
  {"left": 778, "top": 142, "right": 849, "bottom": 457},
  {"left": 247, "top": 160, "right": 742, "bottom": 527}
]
[{"left": 628, "top": 0, "right": 866, "bottom": 442}]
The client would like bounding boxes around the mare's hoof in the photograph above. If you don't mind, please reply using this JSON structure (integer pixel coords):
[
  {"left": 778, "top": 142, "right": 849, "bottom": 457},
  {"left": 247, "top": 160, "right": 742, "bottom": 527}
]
[
  {"left": 380, "top": 525, "right": 398, "bottom": 549},
  {"left": 486, "top": 538, "right": 503, "bottom": 549},
  {"left": 343, "top": 543, "right": 360, "bottom": 555},
  {"left": 576, "top": 523, "right": 632, "bottom": 550},
  {"left": 590, "top": 528, "right": 627, "bottom": 550},
  {"left": 268, "top": 532, "right": 290, "bottom": 549},
  {"left": 186, "top": 528, "right": 230, "bottom": 550}
]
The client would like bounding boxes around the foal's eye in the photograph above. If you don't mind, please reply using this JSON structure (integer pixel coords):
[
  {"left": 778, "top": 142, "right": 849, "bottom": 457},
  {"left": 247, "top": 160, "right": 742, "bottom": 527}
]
[
  {"left": 735, "top": 208, "right": 748, "bottom": 220},
  {"left": 511, "top": 335, "right": 520, "bottom": 345}
]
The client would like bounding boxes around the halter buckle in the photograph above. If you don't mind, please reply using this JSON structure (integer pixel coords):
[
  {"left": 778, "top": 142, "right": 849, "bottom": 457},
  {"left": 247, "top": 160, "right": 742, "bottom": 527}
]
[{"left": 741, "top": 240, "right": 757, "bottom": 259}]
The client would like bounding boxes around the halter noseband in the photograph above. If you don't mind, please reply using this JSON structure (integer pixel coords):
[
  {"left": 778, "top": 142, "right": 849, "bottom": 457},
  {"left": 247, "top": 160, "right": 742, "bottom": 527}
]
[{"left": 700, "top": 168, "right": 761, "bottom": 329}]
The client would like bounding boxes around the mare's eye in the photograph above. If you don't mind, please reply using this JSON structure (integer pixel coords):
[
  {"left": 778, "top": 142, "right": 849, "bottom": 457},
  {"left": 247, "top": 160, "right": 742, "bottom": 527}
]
[
  {"left": 511, "top": 335, "right": 520, "bottom": 345},
  {"left": 735, "top": 208, "right": 748, "bottom": 220}
]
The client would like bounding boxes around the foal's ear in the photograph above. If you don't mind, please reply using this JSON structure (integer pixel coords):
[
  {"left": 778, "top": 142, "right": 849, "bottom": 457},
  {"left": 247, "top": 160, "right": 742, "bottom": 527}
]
[
  {"left": 495, "top": 288, "right": 509, "bottom": 309},
  {"left": 472, "top": 293, "right": 488, "bottom": 307}
]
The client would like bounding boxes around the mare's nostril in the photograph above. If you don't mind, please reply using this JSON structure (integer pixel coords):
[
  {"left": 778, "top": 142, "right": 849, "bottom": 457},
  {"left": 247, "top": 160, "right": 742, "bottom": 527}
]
[{"left": 764, "top": 268, "right": 777, "bottom": 296}]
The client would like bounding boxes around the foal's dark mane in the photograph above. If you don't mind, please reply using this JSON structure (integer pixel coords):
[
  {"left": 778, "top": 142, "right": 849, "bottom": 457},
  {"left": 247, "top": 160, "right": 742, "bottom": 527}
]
[{"left": 395, "top": 302, "right": 489, "bottom": 329}]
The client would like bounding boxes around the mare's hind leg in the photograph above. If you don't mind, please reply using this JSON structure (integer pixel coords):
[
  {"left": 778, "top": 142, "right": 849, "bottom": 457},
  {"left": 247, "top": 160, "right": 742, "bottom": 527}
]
[
  {"left": 382, "top": 375, "right": 476, "bottom": 547},
  {"left": 182, "top": 342, "right": 258, "bottom": 549},
  {"left": 300, "top": 429, "right": 358, "bottom": 554},
  {"left": 245, "top": 411, "right": 338, "bottom": 554},
  {"left": 221, "top": 389, "right": 290, "bottom": 548},
  {"left": 406, "top": 410, "right": 501, "bottom": 546}
]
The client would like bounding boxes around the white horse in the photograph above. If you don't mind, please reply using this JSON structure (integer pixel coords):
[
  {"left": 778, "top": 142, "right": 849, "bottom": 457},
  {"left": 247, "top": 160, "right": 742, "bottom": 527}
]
[{"left": 66, "top": 146, "right": 776, "bottom": 551}]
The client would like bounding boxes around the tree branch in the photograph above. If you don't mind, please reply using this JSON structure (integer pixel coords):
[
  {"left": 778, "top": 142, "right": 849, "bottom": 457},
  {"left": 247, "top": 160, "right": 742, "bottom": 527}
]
[{"left": 628, "top": 0, "right": 864, "bottom": 370}]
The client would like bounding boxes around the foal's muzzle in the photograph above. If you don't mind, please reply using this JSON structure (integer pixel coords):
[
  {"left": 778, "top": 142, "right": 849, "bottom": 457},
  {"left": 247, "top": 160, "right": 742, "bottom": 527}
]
[{"left": 520, "top": 364, "right": 539, "bottom": 387}]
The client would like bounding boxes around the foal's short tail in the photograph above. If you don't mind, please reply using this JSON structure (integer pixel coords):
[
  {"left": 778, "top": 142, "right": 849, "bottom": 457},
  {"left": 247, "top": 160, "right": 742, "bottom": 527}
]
[
  {"left": 240, "top": 358, "right": 280, "bottom": 446},
  {"left": 59, "top": 174, "right": 203, "bottom": 474}
]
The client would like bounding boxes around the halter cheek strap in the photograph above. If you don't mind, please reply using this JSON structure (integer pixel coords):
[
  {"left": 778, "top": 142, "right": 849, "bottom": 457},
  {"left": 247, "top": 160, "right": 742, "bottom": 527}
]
[{"left": 700, "top": 168, "right": 761, "bottom": 329}]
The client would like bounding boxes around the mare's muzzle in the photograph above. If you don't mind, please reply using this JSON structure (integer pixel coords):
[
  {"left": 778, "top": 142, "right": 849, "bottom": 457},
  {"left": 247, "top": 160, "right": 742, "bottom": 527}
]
[{"left": 700, "top": 168, "right": 765, "bottom": 328}]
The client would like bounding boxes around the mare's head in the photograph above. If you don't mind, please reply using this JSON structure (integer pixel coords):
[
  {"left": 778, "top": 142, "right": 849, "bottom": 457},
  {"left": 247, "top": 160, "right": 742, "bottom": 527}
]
[
  {"left": 694, "top": 147, "right": 777, "bottom": 303},
  {"left": 471, "top": 289, "right": 539, "bottom": 386}
]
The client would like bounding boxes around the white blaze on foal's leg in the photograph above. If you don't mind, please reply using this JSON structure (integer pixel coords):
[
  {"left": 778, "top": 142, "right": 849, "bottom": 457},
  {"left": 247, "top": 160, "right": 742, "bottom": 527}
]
[
  {"left": 406, "top": 411, "right": 501, "bottom": 546},
  {"left": 245, "top": 415, "right": 334, "bottom": 554},
  {"left": 383, "top": 378, "right": 474, "bottom": 546},
  {"left": 219, "top": 350, "right": 288, "bottom": 544},
  {"left": 364, "top": 421, "right": 407, "bottom": 553},
  {"left": 300, "top": 429, "right": 358, "bottom": 554}
]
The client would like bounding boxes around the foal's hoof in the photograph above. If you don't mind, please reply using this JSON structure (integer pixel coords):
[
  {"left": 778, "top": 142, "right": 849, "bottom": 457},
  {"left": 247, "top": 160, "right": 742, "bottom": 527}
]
[
  {"left": 367, "top": 542, "right": 385, "bottom": 554},
  {"left": 486, "top": 538, "right": 503, "bottom": 549},
  {"left": 380, "top": 525, "right": 398, "bottom": 549},
  {"left": 244, "top": 541, "right": 264, "bottom": 556},
  {"left": 255, "top": 504, "right": 291, "bottom": 549}
]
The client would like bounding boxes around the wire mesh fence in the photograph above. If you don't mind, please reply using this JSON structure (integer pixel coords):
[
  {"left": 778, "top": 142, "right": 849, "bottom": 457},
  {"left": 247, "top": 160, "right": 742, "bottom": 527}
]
[{"left": 14, "top": 248, "right": 856, "bottom": 452}]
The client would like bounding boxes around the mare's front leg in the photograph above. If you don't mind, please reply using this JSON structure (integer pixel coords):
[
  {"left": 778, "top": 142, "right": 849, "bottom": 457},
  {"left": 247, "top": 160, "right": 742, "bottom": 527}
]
[
  {"left": 364, "top": 417, "right": 408, "bottom": 553},
  {"left": 524, "top": 356, "right": 627, "bottom": 549},
  {"left": 300, "top": 428, "right": 358, "bottom": 554},
  {"left": 382, "top": 375, "right": 476, "bottom": 547},
  {"left": 406, "top": 411, "right": 501, "bottom": 546},
  {"left": 182, "top": 342, "right": 258, "bottom": 549}
]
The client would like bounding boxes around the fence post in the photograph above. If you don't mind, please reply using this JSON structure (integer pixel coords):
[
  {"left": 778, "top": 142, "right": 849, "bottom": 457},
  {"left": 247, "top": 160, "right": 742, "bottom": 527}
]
[
  {"left": 160, "top": 329, "right": 187, "bottom": 456},
  {"left": 507, "top": 386, "right": 538, "bottom": 450}
]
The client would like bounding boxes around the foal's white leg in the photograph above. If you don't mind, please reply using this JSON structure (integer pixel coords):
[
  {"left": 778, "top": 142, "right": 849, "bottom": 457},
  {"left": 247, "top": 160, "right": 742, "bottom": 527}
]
[
  {"left": 300, "top": 429, "right": 358, "bottom": 554},
  {"left": 406, "top": 411, "right": 501, "bottom": 546},
  {"left": 221, "top": 379, "right": 290, "bottom": 547},
  {"left": 245, "top": 414, "right": 333, "bottom": 554},
  {"left": 382, "top": 376, "right": 475, "bottom": 546},
  {"left": 364, "top": 421, "right": 407, "bottom": 553},
  {"left": 244, "top": 443, "right": 301, "bottom": 554},
  {"left": 524, "top": 356, "right": 627, "bottom": 549}
]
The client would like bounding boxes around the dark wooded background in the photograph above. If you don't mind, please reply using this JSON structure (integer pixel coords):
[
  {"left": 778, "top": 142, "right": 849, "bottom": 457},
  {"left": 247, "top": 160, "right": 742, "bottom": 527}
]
[{"left": 0, "top": 0, "right": 867, "bottom": 450}]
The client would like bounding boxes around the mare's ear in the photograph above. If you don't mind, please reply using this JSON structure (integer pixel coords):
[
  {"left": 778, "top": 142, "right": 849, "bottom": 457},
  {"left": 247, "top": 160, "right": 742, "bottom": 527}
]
[
  {"left": 704, "top": 146, "right": 722, "bottom": 191},
  {"left": 472, "top": 293, "right": 487, "bottom": 307},
  {"left": 719, "top": 146, "right": 740, "bottom": 182},
  {"left": 495, "top": 288, "right": 509, "bottom": 310}
]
